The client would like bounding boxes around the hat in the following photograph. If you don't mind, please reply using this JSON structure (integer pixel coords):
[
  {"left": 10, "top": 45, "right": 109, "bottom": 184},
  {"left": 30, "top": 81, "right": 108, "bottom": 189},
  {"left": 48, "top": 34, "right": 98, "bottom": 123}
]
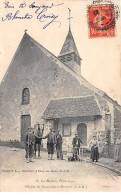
[{"left": 75, "top": 133, "right": 78, "bottom": 135}]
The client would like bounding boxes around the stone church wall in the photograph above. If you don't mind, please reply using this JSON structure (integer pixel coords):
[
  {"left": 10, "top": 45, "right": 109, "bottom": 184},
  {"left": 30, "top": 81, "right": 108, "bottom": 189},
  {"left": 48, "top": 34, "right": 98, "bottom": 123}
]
[{"left": 0, "top": 35, "right": 93, "bottom": 141}]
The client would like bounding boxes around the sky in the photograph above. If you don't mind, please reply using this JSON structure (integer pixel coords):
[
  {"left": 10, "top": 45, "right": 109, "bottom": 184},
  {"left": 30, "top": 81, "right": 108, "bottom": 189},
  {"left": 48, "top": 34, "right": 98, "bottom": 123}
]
[{"left": 0, "top": 0, "right": 121, "bottom": 104}]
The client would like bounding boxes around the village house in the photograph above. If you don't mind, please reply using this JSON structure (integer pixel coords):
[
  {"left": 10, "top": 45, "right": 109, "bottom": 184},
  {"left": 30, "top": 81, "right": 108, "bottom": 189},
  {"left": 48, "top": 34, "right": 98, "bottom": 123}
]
[{"left": 0, "top": 27, "right": 120, "bottom": 156}]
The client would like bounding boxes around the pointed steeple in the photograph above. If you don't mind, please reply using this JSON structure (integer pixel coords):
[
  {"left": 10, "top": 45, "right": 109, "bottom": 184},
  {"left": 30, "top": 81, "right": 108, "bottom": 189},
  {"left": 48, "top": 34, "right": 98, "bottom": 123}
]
[
  {"left": 58, "top": 9, "right": 82, "bottom": 75},
  {"left": 59, "top": 29, "right": 80, "bottom": 57}
]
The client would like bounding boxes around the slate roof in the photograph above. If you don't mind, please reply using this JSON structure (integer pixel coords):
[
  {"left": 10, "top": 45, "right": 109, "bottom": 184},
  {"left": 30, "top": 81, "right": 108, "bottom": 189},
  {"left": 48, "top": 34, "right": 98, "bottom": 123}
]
[
  {"left": 59, "top": 29, "right": 80, "bottom": 57},
  {"left": 42, "top": 96, "right": 101, "bottom": 119}
]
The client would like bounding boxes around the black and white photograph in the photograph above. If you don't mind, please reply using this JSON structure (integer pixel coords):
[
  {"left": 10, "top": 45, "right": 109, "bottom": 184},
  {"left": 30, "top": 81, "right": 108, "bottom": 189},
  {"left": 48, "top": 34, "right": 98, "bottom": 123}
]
[{"left": 0, "top": 0, "right": 121, "bottom": 192}]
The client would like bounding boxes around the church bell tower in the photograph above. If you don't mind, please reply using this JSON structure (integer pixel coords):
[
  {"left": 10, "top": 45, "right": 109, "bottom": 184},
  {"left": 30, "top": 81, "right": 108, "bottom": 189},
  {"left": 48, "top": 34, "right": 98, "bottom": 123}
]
[{"left": 58, "top": 9, "right": 82, "bottom": 75}]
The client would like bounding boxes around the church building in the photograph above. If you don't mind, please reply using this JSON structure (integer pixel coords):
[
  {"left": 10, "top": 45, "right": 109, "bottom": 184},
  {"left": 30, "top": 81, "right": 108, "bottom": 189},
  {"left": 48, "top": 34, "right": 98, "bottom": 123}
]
[{"left": 0, "top": 25, "right": 120, "bottom": 155}]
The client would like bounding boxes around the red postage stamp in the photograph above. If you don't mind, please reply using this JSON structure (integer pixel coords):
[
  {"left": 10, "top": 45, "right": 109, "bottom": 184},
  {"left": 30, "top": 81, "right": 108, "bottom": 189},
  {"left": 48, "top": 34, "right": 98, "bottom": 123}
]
[{"left": 88, "top": 5, "right": 115, "bottom": 38}]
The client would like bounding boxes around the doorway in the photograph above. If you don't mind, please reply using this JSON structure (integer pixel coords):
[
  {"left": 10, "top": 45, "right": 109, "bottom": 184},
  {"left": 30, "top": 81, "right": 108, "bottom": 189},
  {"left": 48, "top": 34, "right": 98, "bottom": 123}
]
[
  {"left": 77, "top": 123, "right": 87, "bottom": 145},
  {"left": 21, "top": 114, "right": 31, "bottom": 142}
]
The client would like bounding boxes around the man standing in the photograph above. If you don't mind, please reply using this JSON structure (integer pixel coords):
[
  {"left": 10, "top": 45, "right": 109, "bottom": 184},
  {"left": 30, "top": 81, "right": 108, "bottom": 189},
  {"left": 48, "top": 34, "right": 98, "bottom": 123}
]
[
  {"left": 72, "top": 133, "right": 83, "bottom": 161},
  {"left": 56, "top": 130, "right": 63, "bottom": 160},
  {"left": 25, "top": 127, "right": 35, "bottom": 163},
  {"left": 34, "top": 124, "right": 43, "bottom": 158},
  {"left": 42, "top": 127, "right": 56, "bottom": 160}
]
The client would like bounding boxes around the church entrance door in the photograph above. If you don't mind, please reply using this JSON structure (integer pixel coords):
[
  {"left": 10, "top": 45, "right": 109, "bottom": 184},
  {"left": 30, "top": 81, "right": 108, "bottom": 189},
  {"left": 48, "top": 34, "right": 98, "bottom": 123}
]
[
  {"left": 77, "top": 123, "right": 87, "bottom": 145},
  {"left": 21, "top": 114, "right": 31, "bottom": 142}
]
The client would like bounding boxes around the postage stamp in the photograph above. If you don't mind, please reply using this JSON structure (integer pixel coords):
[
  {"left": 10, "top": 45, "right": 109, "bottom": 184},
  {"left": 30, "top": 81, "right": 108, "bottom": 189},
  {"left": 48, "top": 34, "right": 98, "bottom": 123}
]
[{"left": 88, "top": 5, "right": 115, "bottom": 38}]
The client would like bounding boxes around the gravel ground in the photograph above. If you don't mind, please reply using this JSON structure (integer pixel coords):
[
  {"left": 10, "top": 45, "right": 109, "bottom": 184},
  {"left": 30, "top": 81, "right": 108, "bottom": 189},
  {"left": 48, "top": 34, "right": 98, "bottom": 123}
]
[{"left": 0, "top": 146, "right": 121, "bottom": 192}]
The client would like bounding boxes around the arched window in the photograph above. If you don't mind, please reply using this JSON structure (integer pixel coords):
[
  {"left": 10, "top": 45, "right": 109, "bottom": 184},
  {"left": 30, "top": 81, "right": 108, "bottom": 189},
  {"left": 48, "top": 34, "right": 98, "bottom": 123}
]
[{"left": 22, "top": 88, "right": 30, "bottom": 104}]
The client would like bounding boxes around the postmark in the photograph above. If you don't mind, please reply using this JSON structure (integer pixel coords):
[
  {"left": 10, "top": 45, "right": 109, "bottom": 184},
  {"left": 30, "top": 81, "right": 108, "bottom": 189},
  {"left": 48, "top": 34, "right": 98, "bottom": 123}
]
[{"left": 88, "top": 4, "right": 115, "bottom": 38}]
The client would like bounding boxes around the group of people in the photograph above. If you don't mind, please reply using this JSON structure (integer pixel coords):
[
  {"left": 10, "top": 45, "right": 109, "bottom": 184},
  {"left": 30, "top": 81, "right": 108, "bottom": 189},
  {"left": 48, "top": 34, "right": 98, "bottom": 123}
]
[
  {"left": 25, "top": 123, "right": 100, "bottom": 163},
  {"left": 25, "top": 125, "right": 121, "bottom": 163},
  {"left": 25, "top": 124, "right": 63, "bottom": 163}
]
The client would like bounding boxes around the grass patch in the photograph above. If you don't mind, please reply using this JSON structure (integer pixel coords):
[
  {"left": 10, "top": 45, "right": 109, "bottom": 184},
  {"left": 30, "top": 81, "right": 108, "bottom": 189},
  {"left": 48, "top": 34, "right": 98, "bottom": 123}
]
[
  {"left": 0, "top": 140, "right": 47, "bottom": 151},
  {"left": 0, "top": 139, "right": 25, "bottom": 149}
]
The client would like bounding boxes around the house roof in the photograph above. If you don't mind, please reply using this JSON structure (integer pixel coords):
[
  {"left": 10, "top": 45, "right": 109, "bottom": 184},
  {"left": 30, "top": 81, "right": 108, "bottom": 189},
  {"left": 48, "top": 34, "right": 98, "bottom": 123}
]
[
  {"left": 58, "top": 29, "right": 80, "bottom": 57},
  {"left": 42, "top": 96, "right": 101, "bottom": 119}
]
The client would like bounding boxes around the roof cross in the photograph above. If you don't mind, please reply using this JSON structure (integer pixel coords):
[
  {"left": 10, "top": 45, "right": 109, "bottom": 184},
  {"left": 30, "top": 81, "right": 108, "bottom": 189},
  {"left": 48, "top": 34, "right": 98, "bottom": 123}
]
[
  {"left": 25, "top": 29, "right": 28, "bottom": 33},
  {"left": 67, "top": 8, "right": 73, "bottom": 31}
]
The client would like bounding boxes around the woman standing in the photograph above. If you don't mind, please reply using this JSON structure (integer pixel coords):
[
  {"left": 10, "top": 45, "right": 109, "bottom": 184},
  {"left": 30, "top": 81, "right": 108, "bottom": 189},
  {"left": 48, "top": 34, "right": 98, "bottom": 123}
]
[
  {"left": 90, "top": 139, "right": 99, "bottom": 162},
  {"left": 114, "top": 134, "right": 121, "bottom": 162}
]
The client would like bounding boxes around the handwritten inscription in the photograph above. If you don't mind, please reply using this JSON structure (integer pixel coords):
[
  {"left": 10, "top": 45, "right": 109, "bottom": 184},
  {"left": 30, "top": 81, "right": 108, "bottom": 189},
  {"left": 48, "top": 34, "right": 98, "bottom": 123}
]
[
  {"left": 2, "top": 1, "right": 64, "bottom": 29},
  {"left": 4, "top": 1, "right": 14, "bottom": 8},
  {"left": 2, "top": 10, "right": 33, "bottom": 20}
]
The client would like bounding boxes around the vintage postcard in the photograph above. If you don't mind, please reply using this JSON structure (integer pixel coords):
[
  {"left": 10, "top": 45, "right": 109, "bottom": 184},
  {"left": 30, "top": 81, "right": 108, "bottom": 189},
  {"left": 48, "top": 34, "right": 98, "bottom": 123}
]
[{"left": 0, "top": 0, "right": 121, "bottom": 192}]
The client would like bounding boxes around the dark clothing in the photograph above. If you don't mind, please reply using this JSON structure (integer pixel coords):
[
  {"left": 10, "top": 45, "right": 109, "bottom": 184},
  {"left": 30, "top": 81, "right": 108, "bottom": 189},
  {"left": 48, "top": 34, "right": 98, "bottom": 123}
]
[
  {"left": 34, "top": 128, "right": 42, "bottom": 142},
  {"left": 35, "top": 137, "right": 42, "bottom": 144},
  {"left": 34, "top": 142, "right": 41, "bottom": 154},
  {"left": 25, "top": 132, "right": 35, "bottom": 145},
  {"left": 56, "top": 134, "right": 63, "bottom": 144},
  {"left": 56, "top": 144, "right": 63, "bottom": 159},
  {"left": 25, "top": 143, "right": 34, "bottom": 159},
  {"left": 25, "top": 131, "right": 35, "bottom": 159},
  {"left": 47, "top": 142, "right": 55, "bottom": 154},
  {"left": 34, "top": 130, "right": 42, "bottom": 155},
  {"left": 91, "top": 144, "right": 99, "bottom": 161},
  {"left": 43, "top": 132, "right": 56, "bottom": 143},
  {"left": 43, "top": 131, "right": 56, "bottom": 154},
  {"left": 56, "top": 133, "right": 63, "bottom": 159},
  {"left": 72, "top": 137, "right": 83, "bottom": 148},
  {"left": 72, "top": 136, "right": 83, "bottom": 161},
  {"left": 73, "top": 147, "right": 80, "bottom": 161}
]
